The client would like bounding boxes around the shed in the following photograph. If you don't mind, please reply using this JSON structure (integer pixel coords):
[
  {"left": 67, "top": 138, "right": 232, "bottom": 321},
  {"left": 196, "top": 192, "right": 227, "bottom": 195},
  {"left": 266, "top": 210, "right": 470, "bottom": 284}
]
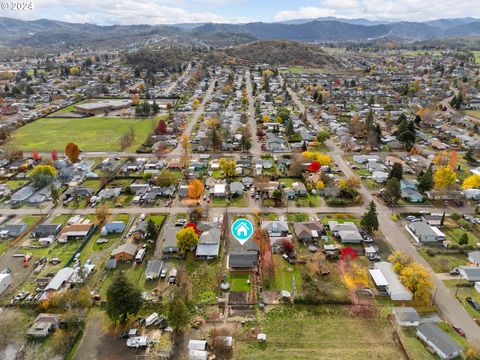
[{"left": 392, "top": 307, "right": 420, "bottom": 327}]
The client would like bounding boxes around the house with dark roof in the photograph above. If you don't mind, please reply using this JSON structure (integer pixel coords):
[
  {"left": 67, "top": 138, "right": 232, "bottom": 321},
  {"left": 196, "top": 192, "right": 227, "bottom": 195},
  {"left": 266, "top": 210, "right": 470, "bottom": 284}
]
[
  {"left": 31, "top": 224, "right": 63, "bottom": 238},
  {"left": 0, "top": 223, "right": 29, "bottom": 238},
  {"left": 416, "top": 323, "right": 462, "bottom": 360},
  {"left": 111, "top": 243, "right": 137, "bottom": 261},
  {"left": 227, "top": 252, "right": 259, "bottom": 271},
  {"left": 163, "top": 226, "right": 180, "bottom": 254}
]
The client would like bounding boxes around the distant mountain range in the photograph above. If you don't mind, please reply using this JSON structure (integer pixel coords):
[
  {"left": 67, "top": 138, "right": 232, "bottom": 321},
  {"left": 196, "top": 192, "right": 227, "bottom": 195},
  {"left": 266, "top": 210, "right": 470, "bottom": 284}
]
[{"left": 1, "top": 16, "right": 480, "bottom": 48}]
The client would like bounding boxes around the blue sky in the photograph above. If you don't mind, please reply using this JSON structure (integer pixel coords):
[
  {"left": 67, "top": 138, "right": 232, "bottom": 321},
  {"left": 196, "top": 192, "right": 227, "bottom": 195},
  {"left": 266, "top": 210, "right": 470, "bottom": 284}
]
[{"left": 4, "top": 0, "right": 480, "bottom": 25}]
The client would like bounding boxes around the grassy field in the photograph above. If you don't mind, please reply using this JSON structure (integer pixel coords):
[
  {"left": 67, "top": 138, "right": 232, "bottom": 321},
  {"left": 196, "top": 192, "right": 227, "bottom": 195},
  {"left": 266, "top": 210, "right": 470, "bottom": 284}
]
[
  {"left": 237, "top": 306, "right": 404, "bottom": 360},
  {"left": 9, "top": 116, "right": 159, "bottom": 152},
  {"left": 465, "top": 110, "right": 480, "bottom": 119},
  {"left": 444, "top": 280, "right": 480, "bottom": 318},
  {"left": 228, "top": 273, "right": 252, "bottom": 292},
  {"left": 284, "top": 66, "right": 326, "bottom": 74}
]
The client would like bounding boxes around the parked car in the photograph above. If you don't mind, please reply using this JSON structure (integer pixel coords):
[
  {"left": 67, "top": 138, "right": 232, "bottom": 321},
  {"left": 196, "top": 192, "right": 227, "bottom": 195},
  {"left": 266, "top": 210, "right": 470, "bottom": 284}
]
[
  {"left": 466, "top": 297, "right": 480, "bottom": 310},
  {"left": 452, "top": 325, "right": 465, "bottom": 337},
  {"left": 175, "top": 219, "right": 187, "bottom": 227},
  {"left": 406, "top": 216, "right": 420, "bottom": 222},
  {"left": 160, "top": 268, "right": 167, "bottom": 279},
  {"left": 449, "top": 268, "right": 460, "bottom": 276}
]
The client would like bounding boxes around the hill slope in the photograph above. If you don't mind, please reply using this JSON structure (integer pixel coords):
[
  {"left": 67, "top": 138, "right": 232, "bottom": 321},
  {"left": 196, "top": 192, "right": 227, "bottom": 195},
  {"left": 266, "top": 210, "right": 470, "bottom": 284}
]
[{"left": 206, "top": 40, "right": 336, "bottom": 67}]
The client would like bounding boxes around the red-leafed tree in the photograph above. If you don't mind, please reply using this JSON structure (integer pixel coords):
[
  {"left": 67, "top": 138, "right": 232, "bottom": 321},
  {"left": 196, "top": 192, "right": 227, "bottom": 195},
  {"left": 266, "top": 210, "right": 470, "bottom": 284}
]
[
  {"left": 307, "top": 161, "right": 321, "bottom": 173},
  {"left": 256, "top": 128, "right": 265, "bottom": 138},
  {"left": 340, "top": 246, "right": 358, "bottom": 262},
  {"left": 254, "top": 229, "right": 274, "bottom": 280},
  {"left": 185, "top": 222, "right": 199, "bottom": 236},
  {"left": 32, "top": 151, "right": 40, "bottom": 161},
  {"left": 156, "top": 120, "right": 167, "bottom": 134},
  {"left": 51, "top": 149, "right": 58, "bottom": 161},
  {"left": 280, "top": 238, "right": 295, "bottom": 256}
]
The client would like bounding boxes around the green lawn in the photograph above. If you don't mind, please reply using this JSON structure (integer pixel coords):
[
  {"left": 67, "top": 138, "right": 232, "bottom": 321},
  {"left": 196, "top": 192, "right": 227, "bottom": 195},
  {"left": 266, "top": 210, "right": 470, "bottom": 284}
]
[
  {"left": 418, "top": 248, "right": 467, "bottom": 273},
  {"left": 398, "top": 328, "right": 436, "bottom": 360},
  {"left": 284, "top": 66, "right": 325, "bottom": 74},
  {"left": 9, "top": 116, "right": 160, "bottom": 152},
  {"left": 445, "top": 228, "right": 478, "bottom": 247},
  {"left": 4, "top": 179, "right": 29, "bottom": 191},
  {"left": 237, "top": 306, "right": 404, "bottom": 360},
  {"left": 228, "top": 273, "right": 252, "bottom": 292},
  {"left": 444, "top": 280, "right": 480, "bottom": 318},
  {"left": 268, "top": 255, "right": 302, "bottom": 292}
]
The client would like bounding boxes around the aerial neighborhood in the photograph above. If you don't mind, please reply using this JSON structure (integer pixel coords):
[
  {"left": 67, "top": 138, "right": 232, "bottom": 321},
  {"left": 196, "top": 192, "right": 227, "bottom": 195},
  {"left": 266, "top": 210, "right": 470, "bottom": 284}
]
[{"left": 2, "top": 9, "right": 480, "bottom": 360}]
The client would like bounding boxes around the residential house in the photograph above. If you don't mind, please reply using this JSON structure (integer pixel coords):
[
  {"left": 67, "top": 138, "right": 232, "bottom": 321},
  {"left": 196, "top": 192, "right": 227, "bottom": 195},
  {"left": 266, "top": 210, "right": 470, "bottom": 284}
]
[
  {"left": 266, "top": 135, "right": 290, "bottom": 153},
  {"left": 293, "top": 221, "right": 323, "bottom": 242},
  {"left": 41, "top": 267, "right": 75, "bottom": 300},
  {"left": 163, "top": 226, "right": 180, "bottom": 254},
  {"left": 407, "top": 222, "right": 445, "bottom": 243},
  {"left": 328, "top": 221, "right": 363, "bottom": 243},
  {"left": 196, "top": 228, "right": 221, "bottom": 260},
  {"left": 31, "top": 224, "right": 63, "bottom": 238},
  {"left": 400, "top": 179, "right": 424, "bottom": 202},
  {"left": 101, "top": 221, "right": 125, "bottom": 235},
  {"left": 145, "top": 259, "right": 163, "bottom": 281},
  {"left": 227, "top": 252, "right": 259, "bottom": 271},
  {"left": 0, "top": 223, "right": 28, "bottom": 238},
  {"left": 132, "top": 221, "right": 147, "bottom": 240},
  {"left": 111, "top": 243, "right": 137, "bottom": 261},
  {"left": 416, "top": 323, "right": 462, "bottom": 360},
  {"left": 213, "top": 184, "right": 226, "bottom": 197},
  {"left": 0, "top": 273, "right": 12, "bottom": 295},
  {"left": 370, "top": 262, "right": 413, "bottom": 301},
  {"left": 58, "top": 223, "right": 95, "bottom": 243},
  {"left": 27, "top": 313, "right": 61, "bottom": 338},
  {"left": 292, "top": 182, "right": 307, "bottom": 196},
  {"left": 458, "top": 266, "right": 480, "bottom": 282},
  {"left": 230, "top": 182, "right": 244, "bottom": 197}
]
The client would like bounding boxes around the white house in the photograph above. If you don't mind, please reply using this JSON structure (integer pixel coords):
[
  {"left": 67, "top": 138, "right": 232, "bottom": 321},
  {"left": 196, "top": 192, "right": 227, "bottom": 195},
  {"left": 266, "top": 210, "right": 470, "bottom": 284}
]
[
  {"left": 213, "top": 184, "right": 226, "bottom": 197},
  {"left": 468, "top": 251, "right": 480, "bottom": 266}
]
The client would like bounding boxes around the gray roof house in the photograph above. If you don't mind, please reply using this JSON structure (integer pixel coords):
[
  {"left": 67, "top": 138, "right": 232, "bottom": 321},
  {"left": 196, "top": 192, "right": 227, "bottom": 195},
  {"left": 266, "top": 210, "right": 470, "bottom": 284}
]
[
  {"left": 338, "top": 230, "right": 363, "bottom": 243},
  {"left": 392, "top": 307, "right": 420, "bottom": 327},
  {"left": 407, "top": 222, "right": 446, "bottom": 243},
  {"left": 0, "top": 223, "right": 28, "bottom": 238},
  {"left": 101, "top": 221, "right": 126, "bottom": 235},
  {"left": 31, "top": 224, "right": 63, "bottom": 238},
  {"left": 459, "top": 266, "right": 480, "bottom": 282},
  {"left": 228, "top": 252, "right": 259, "bottom": 271},
  {"left": 145, "top": 259, "right": 163, "bottom": 281},
  {"left": 196, "top": 228, "right": 221, "bottom": 260},
  {"left": 292, "top": 182, "right": 307, "bottom": 196},
  {"left": 261, "top": 221, "right": 289, "bottom": 237},
  {"left": 230, "top": 182, "right": 244, "bottom": 196},
  {"left": 416, "top": 323, "right": 462, "bottom": 360},
  {"left": 163, "top": 226, "right": 180, "bottom": 253}
]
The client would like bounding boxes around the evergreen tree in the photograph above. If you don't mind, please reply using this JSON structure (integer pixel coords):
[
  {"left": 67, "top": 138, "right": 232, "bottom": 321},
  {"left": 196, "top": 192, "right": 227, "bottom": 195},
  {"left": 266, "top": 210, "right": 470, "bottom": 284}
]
[
  {"left": 106, "top": 273, "right": 143, "bottom": 323},
  {"left": 388, "top": 163, "right": 404, "bottom": 181},
  {"left": 417, "top": 166, "right": 433, "bottom": 193},
  {"left": 361, "top": 201, "right": 379, "bottom": 234}
]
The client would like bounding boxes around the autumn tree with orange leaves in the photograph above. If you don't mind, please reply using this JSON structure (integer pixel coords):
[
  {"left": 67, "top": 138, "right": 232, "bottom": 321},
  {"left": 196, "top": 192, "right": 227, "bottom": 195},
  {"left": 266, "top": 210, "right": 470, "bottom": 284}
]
[
  {"left": 188, "top": 179, "right": 204, "bottom": 199},
  {"left": 65, "top": 142, "right": 80, "bottom": 163}
]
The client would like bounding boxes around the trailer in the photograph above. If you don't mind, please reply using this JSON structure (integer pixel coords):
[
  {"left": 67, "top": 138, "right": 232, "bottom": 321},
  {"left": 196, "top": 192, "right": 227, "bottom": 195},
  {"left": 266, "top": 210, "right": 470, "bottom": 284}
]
[
  {"left": 126, "top": 336, "right": 147, "bottom": 348},
  {"left": 135, "top": 248, "right": 146, "bottom": 263},
  {"left": 145, "top": 312, "right": 159, "bottom": 326}
]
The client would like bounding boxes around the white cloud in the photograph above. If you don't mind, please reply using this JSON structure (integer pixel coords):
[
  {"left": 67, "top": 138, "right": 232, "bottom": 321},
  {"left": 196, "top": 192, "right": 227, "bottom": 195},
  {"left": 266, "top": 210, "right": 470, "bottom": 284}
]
[
  {"left": 8, "top": 0, "right": 245, "bottom": 24},
  {"left": 274, "top": 0, "right": 480, "bottom": 22}
]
